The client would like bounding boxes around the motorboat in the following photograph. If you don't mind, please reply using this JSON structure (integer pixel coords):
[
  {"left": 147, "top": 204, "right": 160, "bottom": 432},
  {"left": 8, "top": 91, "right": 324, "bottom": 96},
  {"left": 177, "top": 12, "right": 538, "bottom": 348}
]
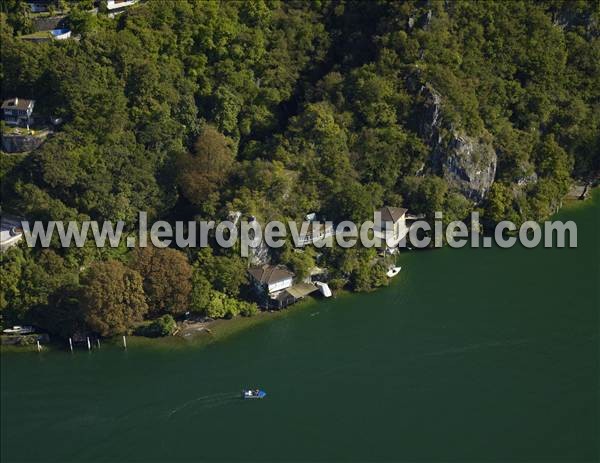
[
  {"left": 2, "top": 325, "right": 34, "bottom": 335},
  {"left": 242, "top": 389, "right": 267, "bottom": 399},
  {"left": 314, "top": 281, "right": 332, "bottom": 298},
  {"left": 386, "top": 266, "right": 402, "bottom": 278}
]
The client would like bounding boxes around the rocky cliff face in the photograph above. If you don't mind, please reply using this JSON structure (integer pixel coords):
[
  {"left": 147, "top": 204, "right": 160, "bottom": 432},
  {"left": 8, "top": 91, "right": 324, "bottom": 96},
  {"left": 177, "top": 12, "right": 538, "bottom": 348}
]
[
  {"left": 437, "top": 131, "right": 497, "bottom": 203},
  {"left": 1, "top": 133, "right": 47, "bottom": 153},
  {"left": 415, "top": 82, "right": 497, "bottom": 203},
  {"left": 248, "top": 239, "right": 271, "bottom": 266}
]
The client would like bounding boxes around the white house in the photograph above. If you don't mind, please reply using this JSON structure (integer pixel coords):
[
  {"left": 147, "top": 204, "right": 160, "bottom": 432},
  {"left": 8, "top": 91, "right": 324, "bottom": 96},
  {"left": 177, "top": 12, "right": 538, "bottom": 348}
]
[
  {"left": 1, "top": 98, "right": 35, "bottom": 127},
  {"left": 248, "top": 265, "right": 294, "bottom": 295},
  {"left": 374, "top": 206, "right": 409, "bottom": 249}
]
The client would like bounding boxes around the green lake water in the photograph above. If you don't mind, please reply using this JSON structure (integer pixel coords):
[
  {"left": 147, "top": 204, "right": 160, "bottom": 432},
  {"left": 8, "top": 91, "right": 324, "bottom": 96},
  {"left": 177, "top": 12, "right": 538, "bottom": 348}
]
[{"left": 2, "top": 192, "right": 599, "bottom": 462}]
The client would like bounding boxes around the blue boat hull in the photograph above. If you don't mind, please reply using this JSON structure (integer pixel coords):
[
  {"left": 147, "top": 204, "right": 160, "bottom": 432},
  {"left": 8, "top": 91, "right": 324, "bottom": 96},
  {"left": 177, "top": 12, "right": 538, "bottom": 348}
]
[{"left": 242, "top": 390, "right": 267, "bottom": 399}]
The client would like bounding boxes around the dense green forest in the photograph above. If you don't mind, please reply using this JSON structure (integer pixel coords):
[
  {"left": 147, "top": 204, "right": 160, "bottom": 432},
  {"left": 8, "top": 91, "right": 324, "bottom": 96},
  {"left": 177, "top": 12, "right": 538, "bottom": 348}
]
[{"left": 0, "top": 0, "right": 598, "bottom": 339}]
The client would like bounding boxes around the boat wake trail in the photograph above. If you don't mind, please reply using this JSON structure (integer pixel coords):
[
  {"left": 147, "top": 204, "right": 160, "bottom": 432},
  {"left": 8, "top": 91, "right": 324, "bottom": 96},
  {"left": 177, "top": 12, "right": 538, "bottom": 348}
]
[
  {"left": 418, "top": 338, "right": 532, "bottom": 358},
  {"left": 167, "top": 392, "right": 238, "bottom": 418}
]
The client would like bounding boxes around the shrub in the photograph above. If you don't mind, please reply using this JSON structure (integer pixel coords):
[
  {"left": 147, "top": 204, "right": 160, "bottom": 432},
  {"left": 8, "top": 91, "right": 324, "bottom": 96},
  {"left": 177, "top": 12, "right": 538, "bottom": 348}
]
[
  {"left": 328, "top": 278, "right": 347, "bottom": 291},
  {"left": 239, "top": 301, "right": 259, "bottom": 317},
  {"left": 136, "top": 315, "right": 177, "bottom": 338}
]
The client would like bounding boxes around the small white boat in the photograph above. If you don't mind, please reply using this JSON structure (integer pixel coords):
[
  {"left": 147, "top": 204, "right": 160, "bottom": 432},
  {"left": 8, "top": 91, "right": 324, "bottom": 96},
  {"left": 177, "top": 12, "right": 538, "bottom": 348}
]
[
  {"left": 314, "top": 281, "right": 332, "bottom": 298},
  {"left": 386, "top": 266, "right": 402, "bottom": 278},
  {"left": 242, "top": 389, "right": 267, "bottom": 399},
  {"left": 2, "top": 325, "right": 34, "bottom": 335}
]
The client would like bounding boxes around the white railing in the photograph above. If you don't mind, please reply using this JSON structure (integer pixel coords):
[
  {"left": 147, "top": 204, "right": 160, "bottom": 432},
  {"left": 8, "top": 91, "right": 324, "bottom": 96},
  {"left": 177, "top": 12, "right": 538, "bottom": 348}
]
[{"left": 297, "top": 226, "right": 335, "bottom": 246}]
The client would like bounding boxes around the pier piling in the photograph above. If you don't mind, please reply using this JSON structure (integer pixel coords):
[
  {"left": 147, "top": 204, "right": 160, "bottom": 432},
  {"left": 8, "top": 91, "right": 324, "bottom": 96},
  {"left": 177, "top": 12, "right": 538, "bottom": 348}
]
[{"left": 122, "top": 335, "right": 127, "bottom": 349}]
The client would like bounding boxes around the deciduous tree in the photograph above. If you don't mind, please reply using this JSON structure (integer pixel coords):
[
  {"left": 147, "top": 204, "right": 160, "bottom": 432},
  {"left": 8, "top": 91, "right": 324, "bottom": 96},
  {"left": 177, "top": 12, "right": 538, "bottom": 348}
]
[
  {"left": 130, "top": 246, "right": 192, "bottom": 316},
  {"left": 80, "top": 260, "right": 148, "bottom": 337},
  {"left": 177, "top": 126, "right": 236, "bottom": 211}
]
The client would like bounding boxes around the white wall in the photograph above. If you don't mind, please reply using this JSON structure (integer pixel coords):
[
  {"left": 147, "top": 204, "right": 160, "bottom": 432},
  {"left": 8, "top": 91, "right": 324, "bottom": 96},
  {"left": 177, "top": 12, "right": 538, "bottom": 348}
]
[
  {"left": 268, "top": 278, "right": 293, "bottom": 294},
  {"left": 107, "top": 0, "right": 137, "bottom": 10}
]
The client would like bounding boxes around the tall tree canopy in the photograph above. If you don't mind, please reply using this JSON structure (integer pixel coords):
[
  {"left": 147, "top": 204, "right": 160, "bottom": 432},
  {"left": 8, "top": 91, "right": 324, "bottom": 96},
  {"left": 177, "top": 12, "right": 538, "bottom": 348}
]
[
  {"left": 130, "top": 246, "right": 193, "bottom": 316},
  {"left": 1, "top": 0, "right": 598, "bottom": 331},
  {"left": 79, "top": 260, "right": 148, "bottom": 337}
]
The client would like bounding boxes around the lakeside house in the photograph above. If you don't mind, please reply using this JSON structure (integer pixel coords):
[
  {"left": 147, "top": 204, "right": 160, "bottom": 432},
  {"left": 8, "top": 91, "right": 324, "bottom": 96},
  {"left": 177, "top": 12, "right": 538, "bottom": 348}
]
[
  {"left": 374, "top": 206, "right": 409, "bottom": 251},
  {"left": 248, "top": 264, "right": 322, "bottom": 309},
  {"left": 273, "top": 283, "right": 320, "bottom": 309},
  {"left": 248, "top": 265, "right": 294, "bottom": 296},
  {"left": 1, "top": 98, "right": 35, "bottom": 127}
]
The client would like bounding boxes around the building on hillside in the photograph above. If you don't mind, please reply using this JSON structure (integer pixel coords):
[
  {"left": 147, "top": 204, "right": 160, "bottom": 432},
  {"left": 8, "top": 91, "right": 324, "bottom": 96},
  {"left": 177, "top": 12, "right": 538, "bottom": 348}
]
[
  {"left": 248, "top": 265, "right": 322, "bottom": 309},
  {"left": 295, "top": 212, "right": 334, "bottom": 247},
  {"left": 296, "top": 222, "right": 335, "bottom": 247},
  {"left": 1, "top": 98, "right": 35, "bottom": 127},
  {"left": 271, "top": 282, "right": 319, "bottom": 309},
  {"left": 0, "top": 216, "right": 24, "bottom": 252},
  {"left": 248, "top": 265, "right": 294, "bottom": 296},
  {"left": 106, "top": 0, "right": 138, "bottom": 16},
  {"left": 27, "top": 1, "right": 51, "bottom": 13},
  {"left": 106, "top": 0, "right": 138, "bottom": 9},
  {"left": 374, "top": 206, "right": 409, "bottom": 251}
]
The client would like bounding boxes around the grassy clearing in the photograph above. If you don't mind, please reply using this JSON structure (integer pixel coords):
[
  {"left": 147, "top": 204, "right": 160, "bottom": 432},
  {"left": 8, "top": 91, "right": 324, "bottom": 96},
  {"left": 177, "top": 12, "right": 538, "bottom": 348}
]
[{"left": 19, "top": 31, "right": 52, "bottom": 40}]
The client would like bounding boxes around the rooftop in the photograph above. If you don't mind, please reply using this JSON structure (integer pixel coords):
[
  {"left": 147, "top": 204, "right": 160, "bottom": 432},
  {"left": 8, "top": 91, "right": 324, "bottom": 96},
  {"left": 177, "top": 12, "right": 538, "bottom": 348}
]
[
  {"left": 248, "top": 265, "right": 294, "bottom": 285},
  {"left": 285, "top": 283, "right": 319, "bottom": 299},
  {"left": 1, "top": 98, "right": 35, "bottom": 110},
  {"left": 377, "top": 206, "right": 408, "bottom": 223}
]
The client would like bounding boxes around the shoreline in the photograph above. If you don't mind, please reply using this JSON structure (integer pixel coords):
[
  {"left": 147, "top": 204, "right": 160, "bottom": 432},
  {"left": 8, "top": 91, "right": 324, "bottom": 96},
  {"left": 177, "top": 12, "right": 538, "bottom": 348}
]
[
  {"left": 0, "top": 295, "right": 332, "bottom": 354},
  {"left": 1, "top": 190, "right": 595, "bottom": 355}
]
